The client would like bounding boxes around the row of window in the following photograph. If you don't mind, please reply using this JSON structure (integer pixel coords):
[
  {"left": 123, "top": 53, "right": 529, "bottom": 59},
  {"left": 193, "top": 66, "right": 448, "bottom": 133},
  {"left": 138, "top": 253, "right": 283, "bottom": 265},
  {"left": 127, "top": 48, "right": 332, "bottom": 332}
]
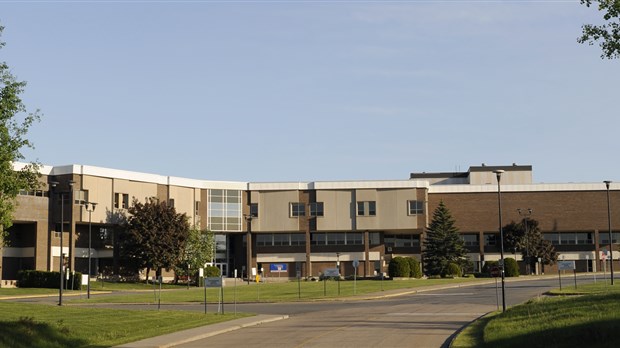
[
  {"left": 463, "top": 232, "right": 619, "bottom": 246},
  {"left": 255, "top": 233, "right": 425, "bottom": 247},
  {"left": 286, "top": 200, "right": 425, "bottom": 218}
]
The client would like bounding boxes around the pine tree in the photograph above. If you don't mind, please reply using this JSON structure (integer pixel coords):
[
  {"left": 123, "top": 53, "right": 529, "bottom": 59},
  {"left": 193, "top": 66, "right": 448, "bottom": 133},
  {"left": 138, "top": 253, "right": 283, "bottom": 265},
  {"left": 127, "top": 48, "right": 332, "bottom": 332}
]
[{"left": 423, "top": 201, "right": 469, "bottom": 276}]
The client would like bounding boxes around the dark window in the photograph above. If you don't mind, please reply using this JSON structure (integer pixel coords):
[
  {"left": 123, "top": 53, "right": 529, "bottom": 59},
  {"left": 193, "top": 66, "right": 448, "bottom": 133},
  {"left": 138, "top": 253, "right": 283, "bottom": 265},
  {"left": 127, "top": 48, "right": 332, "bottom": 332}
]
[
  {"left": 357, "top": 201, "right": 376, "bottom": 216},
  {"left": 250, "top": 203, "right": 258, "bottom": 217},
  {"left": 291, "top": 203, "right": 305, "bottom": 217},
  {"left": 408, "top": 200, "right": 424, "bottom": 215},
  {"left": 310, "top": 202, "right": 324, "bottom": 217}
]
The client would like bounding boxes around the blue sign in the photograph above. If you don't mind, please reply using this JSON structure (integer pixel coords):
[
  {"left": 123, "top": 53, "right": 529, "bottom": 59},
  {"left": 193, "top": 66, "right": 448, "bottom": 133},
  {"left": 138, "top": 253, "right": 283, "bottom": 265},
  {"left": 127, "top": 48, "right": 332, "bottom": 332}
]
[{"left": 270, "top": 263, "right": 288, "bottom": 272}]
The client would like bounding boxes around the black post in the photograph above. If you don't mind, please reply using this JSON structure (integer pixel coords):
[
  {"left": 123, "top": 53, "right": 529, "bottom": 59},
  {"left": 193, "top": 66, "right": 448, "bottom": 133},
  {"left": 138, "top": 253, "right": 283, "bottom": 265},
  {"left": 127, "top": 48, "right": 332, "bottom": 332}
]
[
  {"left": 559, "top": 269, "right": 562, "bottom": 291},
  {"left": 574, "top": 269, "right": 577, "bottom": 290},
  {"left": 495, "top": 170, "right": 507, "bottom": 312},
  {"left": 605, "top": 181, "right": 614, "bottom": 285}
]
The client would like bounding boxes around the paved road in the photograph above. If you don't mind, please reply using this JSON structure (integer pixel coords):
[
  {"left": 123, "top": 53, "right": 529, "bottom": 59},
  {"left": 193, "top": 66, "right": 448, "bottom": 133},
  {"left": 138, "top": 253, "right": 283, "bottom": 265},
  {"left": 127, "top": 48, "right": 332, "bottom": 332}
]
[{"left": 169, "top": 276, "right": 584, "bottom": 348}]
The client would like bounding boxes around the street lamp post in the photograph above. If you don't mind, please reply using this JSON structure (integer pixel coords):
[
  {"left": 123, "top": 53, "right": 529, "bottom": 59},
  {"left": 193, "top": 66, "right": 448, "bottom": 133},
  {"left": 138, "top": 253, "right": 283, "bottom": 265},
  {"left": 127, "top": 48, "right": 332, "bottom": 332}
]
[
  {"left": 517, "top": 208, "right": 533, "bottom": 275},
  {"left": 244, "top": 214, "right": 253, "bottom": 285},
  {"left": 83, "top": 201, "right": 97, "bottom": 299},
  {"left": 51, "top": 180, "right": 74, "bottom": 306},
  {"left": 604, "top": 181, "right": 614, "bottom": 285},
  {"left": 494, "top": 170, "right": 507, "bottom": 312}
]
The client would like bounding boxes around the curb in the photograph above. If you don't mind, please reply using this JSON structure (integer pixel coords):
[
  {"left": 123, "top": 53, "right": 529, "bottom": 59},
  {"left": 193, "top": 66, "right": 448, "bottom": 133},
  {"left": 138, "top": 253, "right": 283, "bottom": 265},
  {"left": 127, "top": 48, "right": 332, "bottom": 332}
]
[{"left": 114, "top": 314, "right": 289, "bottom": 348}]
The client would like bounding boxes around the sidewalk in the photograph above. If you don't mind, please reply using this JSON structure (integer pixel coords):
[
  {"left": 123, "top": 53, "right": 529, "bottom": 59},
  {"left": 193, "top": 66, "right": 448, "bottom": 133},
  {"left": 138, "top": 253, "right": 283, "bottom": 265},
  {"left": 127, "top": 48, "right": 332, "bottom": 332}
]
[{"left": 114, "top": 314, "right": 289, "bottom": 348}]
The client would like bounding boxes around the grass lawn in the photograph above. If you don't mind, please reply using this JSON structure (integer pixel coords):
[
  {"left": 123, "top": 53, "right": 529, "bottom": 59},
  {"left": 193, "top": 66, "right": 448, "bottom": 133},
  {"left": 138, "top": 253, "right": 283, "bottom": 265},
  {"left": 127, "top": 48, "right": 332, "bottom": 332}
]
[
  {"left": 452, "top": 283, "right": 620, "bottom": 348},
  {"left": 0, "top": 301, "right": 251, "bottom": 348},
  {"left": 69, "top": 277, "right": 486, "bottom": 304}
]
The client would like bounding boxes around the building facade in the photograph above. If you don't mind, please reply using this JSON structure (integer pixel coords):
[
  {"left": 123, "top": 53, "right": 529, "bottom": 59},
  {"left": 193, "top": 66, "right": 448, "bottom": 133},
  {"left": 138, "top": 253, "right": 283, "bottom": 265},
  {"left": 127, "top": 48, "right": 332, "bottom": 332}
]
[{"left": 1, "top": 163, "right": 618, "bottom": 284}]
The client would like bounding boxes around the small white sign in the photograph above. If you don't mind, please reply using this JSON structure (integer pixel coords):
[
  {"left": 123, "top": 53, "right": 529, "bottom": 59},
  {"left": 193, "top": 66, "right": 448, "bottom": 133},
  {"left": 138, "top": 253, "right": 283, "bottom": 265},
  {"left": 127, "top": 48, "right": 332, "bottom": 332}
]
[
  {"left": 558, "top": 260, "right": 576, "bottom": 271},
  {"left": 199, "top": 268, "right": 204, "bottom": 277}
]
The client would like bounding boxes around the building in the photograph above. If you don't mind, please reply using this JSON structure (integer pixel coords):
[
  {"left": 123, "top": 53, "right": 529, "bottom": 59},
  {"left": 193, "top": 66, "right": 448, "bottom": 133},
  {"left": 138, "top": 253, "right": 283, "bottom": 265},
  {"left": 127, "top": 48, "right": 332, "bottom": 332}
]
[{"left": 1, "top": 162, "right": 618, "bottom": 285}]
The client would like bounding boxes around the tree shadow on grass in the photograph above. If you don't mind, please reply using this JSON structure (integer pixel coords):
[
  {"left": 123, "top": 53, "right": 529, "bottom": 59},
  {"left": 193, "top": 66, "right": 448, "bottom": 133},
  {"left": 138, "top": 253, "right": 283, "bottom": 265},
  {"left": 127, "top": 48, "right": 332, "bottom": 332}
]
[{"left": 0, "top": 317, "right": 88, "bottom": 348}]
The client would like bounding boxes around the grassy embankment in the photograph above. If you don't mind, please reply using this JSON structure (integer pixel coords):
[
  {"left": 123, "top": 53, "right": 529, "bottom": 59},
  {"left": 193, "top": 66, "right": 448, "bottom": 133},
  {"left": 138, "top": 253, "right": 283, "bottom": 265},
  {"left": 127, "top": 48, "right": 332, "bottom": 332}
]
[
  {"left": 67, "top": 276, "right": 486, "bottom": 303},
  {"left": 452, "top": 282, "right": 620, "bottom": 348},
  {"left": 0, "top": 301, "right": 250, "bottom": 348}
]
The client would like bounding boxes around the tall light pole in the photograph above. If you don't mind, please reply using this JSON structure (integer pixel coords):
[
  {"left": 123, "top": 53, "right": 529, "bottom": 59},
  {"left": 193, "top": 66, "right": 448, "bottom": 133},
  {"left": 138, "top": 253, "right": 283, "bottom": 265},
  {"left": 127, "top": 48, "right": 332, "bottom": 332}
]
[
  {"left": 51, "top": 180, "right": 74, "bottom": 306},
  {"left": 244, "top": 214, "right": 252, "bottom": 285},
  {"left": 604, "top": 181, "right": 614, "bottom": 285},
  {"left": 517, "top": 208, "right": 533, "bottom": 275},
  {"left": 83, "top": 201, "right": 97, "bottom": 299},
  {"left": 494, "top": 170, "right": 507, "bottom": 312}
]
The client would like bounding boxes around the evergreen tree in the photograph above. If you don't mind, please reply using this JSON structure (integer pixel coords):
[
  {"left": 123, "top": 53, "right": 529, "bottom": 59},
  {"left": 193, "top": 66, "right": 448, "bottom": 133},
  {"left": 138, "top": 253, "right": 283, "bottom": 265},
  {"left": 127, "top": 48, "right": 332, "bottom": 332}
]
[{"left": 423, "top": 201, "right": 469, "bottom": 276}]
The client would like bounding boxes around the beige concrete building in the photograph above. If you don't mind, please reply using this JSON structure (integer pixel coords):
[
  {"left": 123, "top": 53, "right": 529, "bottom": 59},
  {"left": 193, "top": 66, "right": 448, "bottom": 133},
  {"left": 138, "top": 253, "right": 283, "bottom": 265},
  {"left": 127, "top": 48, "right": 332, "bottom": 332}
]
[{"left": 1, "top": 163, "right": 618, "bottom": 285}]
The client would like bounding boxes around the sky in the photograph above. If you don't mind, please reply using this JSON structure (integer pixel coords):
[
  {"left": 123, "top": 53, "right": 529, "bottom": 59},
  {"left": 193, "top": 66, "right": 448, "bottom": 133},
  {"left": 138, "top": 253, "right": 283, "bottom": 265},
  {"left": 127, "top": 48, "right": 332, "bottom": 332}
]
[{"left": 1, "top": 0, "right": 619, "bottom": 184}]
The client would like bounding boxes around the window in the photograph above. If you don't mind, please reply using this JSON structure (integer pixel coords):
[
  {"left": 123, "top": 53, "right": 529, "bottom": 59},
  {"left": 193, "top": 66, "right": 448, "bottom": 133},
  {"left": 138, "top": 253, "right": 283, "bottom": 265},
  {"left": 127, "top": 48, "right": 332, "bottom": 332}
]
[
  {"left": 310, "top": 202, "right": 324, "bottom": 217},
  {"left": 484, "top": 234, "right": 497, "bottom": 246},
  {"left": 599, "top": 232, "right": 620, "bottom": 245},
  {"left": 408, "top": 200, "right": 424, "bottom": 215},
  {"left": 543, "top": 233, "right": 560, "bottom": 245},
  {"left": 114, "top": 193, "right": 129, "bottom": 209},
  {"left": 327, "top": 233, "right": 346, "bottom": 245},
  {"left": 250, "top": 203, "right": 258, "bottom": 217},
  {"left": 461, "top": 234, "right": 479, "bottom": 247},
  {"left": 385, "top": 234, "right": 420, "bottom": 247},
  {"left": 347, "top": 233, "right": 364, "bottom": 245},
  {"left": 369, "top": 232, "right": 381, "bottom": 245},
  {"left": 357, "top": 201, "right": 376, "bottom": 216},
  {"left": 168, "top": 198, "right": 175, "bottom": 209},
  {"left": 291, "top": 234, "right": 306, "bottom": 246},
  {"left": 208, "top": 190, "right": 242, "bottom": 231},
  {"left": 195, "top": 201, "right": 200, "bottom": 216},
  {"left": 311, "top": 233, "right": 326, "bottom": 245},
  {"left": 74, "top": 190, "right": 88, "bottom": 204},
  {"left": 274, "top": 234, "right": 289, "bottom": 246},
  {"left": 290, "top": 203, "right": 305, "bottom": 217}
]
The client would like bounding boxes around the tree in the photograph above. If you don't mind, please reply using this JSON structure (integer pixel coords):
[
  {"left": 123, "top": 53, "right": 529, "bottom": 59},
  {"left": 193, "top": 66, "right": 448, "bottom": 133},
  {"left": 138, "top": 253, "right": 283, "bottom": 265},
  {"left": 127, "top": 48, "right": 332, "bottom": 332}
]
[
  {"left": 578, "top": 1, "right": 620, "bottom": 59},
  {"left": 173, "top": 225, "right": 215, "bottom": 282},
  {"left": 503, "top": 218, "right": 558, "bottom": 273},
  {"left": 422, "top": 201, "right": 469, "bottom": 277},
  {"left": 1, "top": 24, "right": 41, "bottom": 246},
  {"left": 388, "top": 256, "right": 410, "bottom": 278},
  {"left": 119, "top": 198, "right": 190, "bottom": 280}
]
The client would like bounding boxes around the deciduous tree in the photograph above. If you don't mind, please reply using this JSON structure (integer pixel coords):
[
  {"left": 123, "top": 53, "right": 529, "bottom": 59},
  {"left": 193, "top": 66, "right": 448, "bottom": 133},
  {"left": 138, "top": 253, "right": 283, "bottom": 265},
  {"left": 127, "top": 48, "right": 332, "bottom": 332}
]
[
  {"left": 503, "top": 218, "right": 558, "bottom": 273},
  {"left": 0, "top": 24, "right": 40, "bottom": 245},
  {"left": 119, "top": 198, "right": 190, "bottom": 279},
  {"left": 578, "top": 1, "right": 620, "bottom": 59}
]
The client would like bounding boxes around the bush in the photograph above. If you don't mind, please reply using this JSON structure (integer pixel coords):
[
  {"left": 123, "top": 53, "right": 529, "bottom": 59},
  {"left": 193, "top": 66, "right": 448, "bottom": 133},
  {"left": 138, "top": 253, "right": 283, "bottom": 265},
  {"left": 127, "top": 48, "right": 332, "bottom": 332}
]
[
  {"left": 504, "top": 258, "right": 520, "bottom": 277},
  {"left": 388, "top": 257, "right": 410, "bottom": 277},
  {"left": 482, "top": 260, "right": 500, "bottom": 276},
  {"left": 204, "top": 266, "right": 221, "bottom": 277},
  {"left": 445, "top": 262, "right": 462, "bottom": 278},
  {"left": 407, "top": 257, "right": 423, "bottom": 278},
  {"left": 17, "top": 270, "right": 82, "bottom": 290}
]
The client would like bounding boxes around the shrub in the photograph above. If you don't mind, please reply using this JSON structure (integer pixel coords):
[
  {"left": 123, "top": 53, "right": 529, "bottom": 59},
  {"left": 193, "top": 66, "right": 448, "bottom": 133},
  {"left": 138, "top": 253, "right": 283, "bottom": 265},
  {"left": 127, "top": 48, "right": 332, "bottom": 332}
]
[
  {"left": 482, "top": 260, "right": 500, "bottom": 276},
  {"left": 504, "top": 258, "right": 520, "bottom": 277},
  {"left": 407, "top": 257, "right": 423, "bottom": 279},
  {"left": 204, "top": 266, "right": 221, "bottom": 277},
  {"left": 445, "top": 262, "right": 462, "bottom": 278},
  {"left": 388, "top": 257, "right": 410, "bottom": 277},
  {"left": 17, "top": 270, "right": 82, "bottom": 289}
]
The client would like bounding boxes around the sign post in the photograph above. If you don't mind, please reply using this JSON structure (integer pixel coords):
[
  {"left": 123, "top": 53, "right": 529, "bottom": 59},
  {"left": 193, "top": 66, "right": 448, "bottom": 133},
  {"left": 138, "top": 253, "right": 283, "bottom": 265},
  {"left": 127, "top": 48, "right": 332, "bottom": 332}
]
[
  {"left": 558, "top": 260, "right": 576, "bottom": 291},
  {"left": 353, "top": 259, "right": 359, "bottom": 295}
]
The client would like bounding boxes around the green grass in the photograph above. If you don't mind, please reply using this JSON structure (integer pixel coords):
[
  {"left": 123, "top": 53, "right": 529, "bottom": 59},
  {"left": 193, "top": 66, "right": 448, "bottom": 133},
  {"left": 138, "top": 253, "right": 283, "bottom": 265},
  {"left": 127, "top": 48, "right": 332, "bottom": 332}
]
[
  {"left": 69, "top": 277, "right": 485, "bottom": 304},
  {"left": 452, "top": 284, "right": 620, "bottom": 348},
  {"left": 0, "top": 288, "right": 64, "bottom": 297},
  {"left": 0, "top": 301, "right": 252, "bottom": 348}
]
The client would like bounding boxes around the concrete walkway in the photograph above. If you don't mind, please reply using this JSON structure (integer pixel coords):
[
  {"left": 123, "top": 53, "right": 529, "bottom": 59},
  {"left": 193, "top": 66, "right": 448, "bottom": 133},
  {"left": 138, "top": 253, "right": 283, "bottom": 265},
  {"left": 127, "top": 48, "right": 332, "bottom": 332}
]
[{"left": 114, "top": 314, "right": 289, "bottom": 348}]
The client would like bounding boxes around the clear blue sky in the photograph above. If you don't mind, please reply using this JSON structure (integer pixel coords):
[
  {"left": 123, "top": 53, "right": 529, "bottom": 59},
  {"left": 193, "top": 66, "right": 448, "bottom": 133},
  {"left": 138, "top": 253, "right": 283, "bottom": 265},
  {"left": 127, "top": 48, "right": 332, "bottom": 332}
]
[{"left": 2, "top": 1, "right": 618, "bottom": 183}]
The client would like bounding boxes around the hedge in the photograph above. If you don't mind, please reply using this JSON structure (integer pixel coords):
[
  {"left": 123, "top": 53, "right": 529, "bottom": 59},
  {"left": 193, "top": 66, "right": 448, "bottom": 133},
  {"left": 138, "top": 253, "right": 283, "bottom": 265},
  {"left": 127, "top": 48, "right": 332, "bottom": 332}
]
[{"left": 16, "top": 270, "right": 82, "bottom": 290}]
